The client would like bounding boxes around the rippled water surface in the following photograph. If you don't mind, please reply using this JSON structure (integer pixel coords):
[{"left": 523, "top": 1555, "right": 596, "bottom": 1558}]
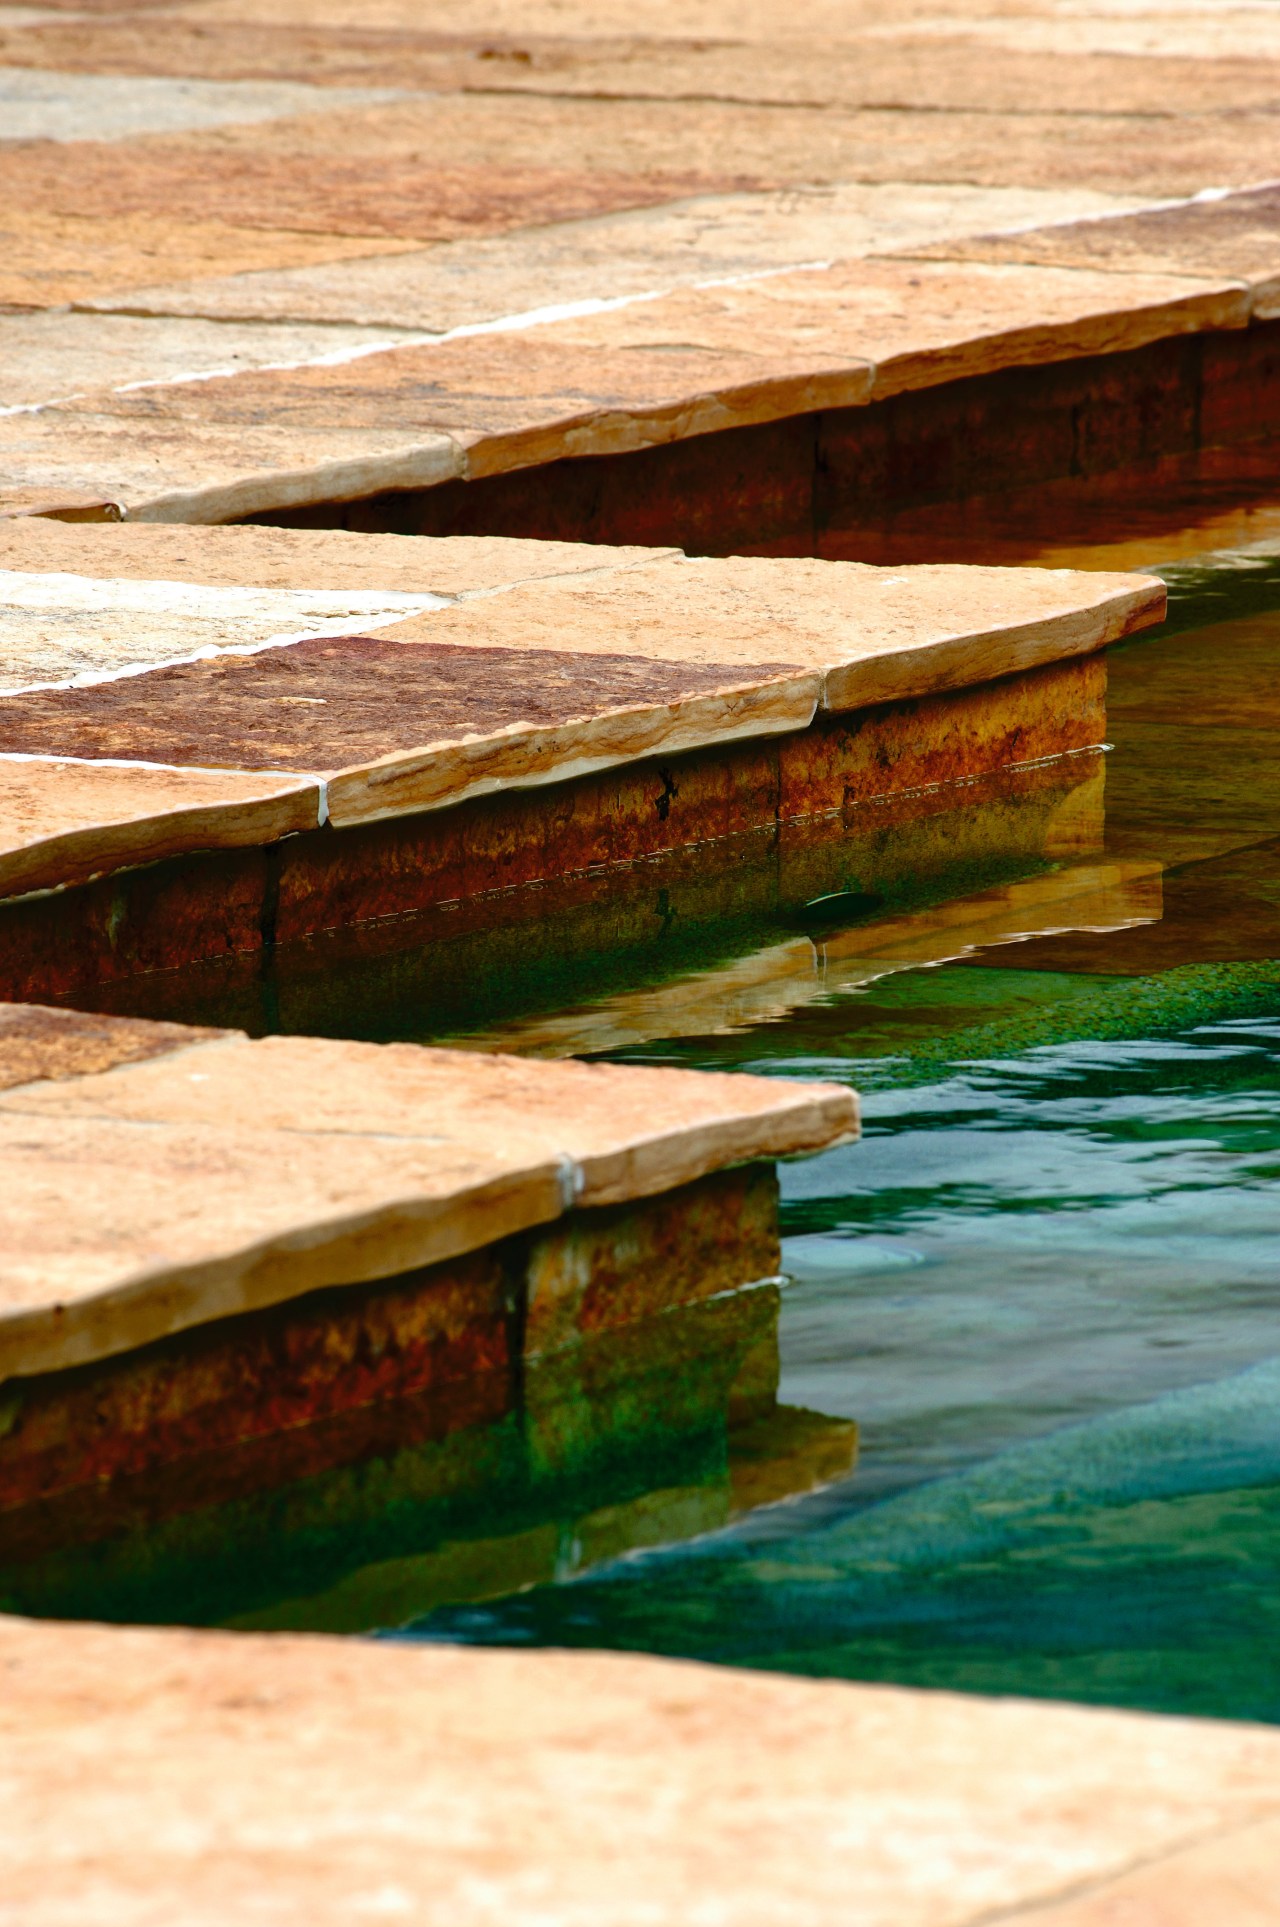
[{"left": 399, "top": 545, "right": 1280, "bottom": 1721}]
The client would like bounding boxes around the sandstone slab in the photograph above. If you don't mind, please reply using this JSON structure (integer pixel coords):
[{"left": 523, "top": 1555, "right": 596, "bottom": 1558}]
[
  {"left": 0, "top": 630, "right": 819, "bottom": 824},
  {"left": 910, "top": 185, "right": 1280, "bottom": 322},
  {"left": 0, "top": 1014, "right": 855, "bottom": 1376},
  {"left": 0, "top": 568, "right": 452, "bottom": 690},
  {"left": 584, "top": 256, "right": 1248, "bottom": 412},
  {"left": 0, "top": 207, "right": 420, "bottom": 311},
  {"left": 0, "top": 96, "right": 755, "bottom": 246},
  {"left": 2, "top": 1613, "right": 1279, "bottom": 1927},
  {"left": 0, "top": 519, "right": 673, "bottom": 596},
  {"left": 76, "top": 181, "right": 1134, "bottom": 330},
  {"left": 7, "top": 14, "right": 1278, "bottom": 116},
  {"left": 0, "top": 757, "right": 319, "bottom": 899},
  {"left": 0, "top": 999, "right": 222, "bottom": 1091},
  {"left": 0, "top": 64, "right": 400, "bottom": 142},
  {"left": 379, "top": 554, "right": 1164, "bottom": 711},
  {"left": 0, "top": 403, "right": 464, "bottom": 525},
  {"left": 0, "top": 309, "right": 432, "bottom": 412},
  {"left": 0, "top": 256, "right": 1243, "bottom": 517}
]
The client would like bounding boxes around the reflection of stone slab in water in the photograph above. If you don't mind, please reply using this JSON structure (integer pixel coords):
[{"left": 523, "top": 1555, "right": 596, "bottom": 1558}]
[
  {"left": 0, "top": 1269, "right": 858, "bottom": 1634},
  {"left": 0, "top": 657, "right": 1113, "bottom": 1029},
  {"left": 465, "top": 850, "right": 1161, "bottom": 1058}
]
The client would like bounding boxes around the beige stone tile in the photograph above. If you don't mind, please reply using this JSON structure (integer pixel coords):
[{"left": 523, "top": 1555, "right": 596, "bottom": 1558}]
[
  {"left": 571, "top": 256, "right": 1248, "bottom": 414},
  {"left": 0, "top": 568, "right": 456, "bottom": 690},
  {"left": 0, "top": 98, "right": 755, "bottom": 251},
  {"left": 163, "top": 0, "right": 1251, "bottom": 44},
  {"left": 4, "top": 256, "right": 1239, "bottom": 516},
  {"left": 10, "top": 1030, "right": 858, "bottom": 1206},
  {"left": 3, "top": 1612, "right": 1280, "bottom": 1927},
  {"left": 999, "top": 1816, "right": 1280, "bottom": 1926},
  {"left": 899, "top": 7, "right": 1280, "bottom": 61},
  {"left": 0, "top": 518, "right": 673, "bottom": 595},
  {"left": 0, "top": 332, "right": 861, "bottom": 517},
  {"left": 379, "top": 555, "right": 1165, "bottom": 711},
  {"left": 3, "top": 92, "right": 1260, "bottom": 272},
  {"left": 172, "top": 308, "right": 874, "bottom": 478},
  {"left": 5, "top": 15, "right": 1270, "bottom": 115},
  {"left": 75, "top": 182, "right": 1135, "bottom": 330},
  {"left": 0, "top": 402, "right": 464, "bottom": 524},
  {"left": 0, "top": 208, "right": 419, "bottom": 311},
  {"left": 0, "top": 309, "right": 433, "bottom": 412},
  {"left": 0, "top": 1027, "right": 855, "bottom": 1373},
  {"left": 0, "top": 557, "right": 1155, "bottom": 827},
  {"left": 909, "top": 186, "right": 1280, "bottom": 322},
  {"left": 0, "top": 63, "right": 399, "bottom": 141},
  {"left": 0, "top": 1104, "right": 565, "bottom": 1377},
  {"left": 324, "top": 665, "right": 820, "bottom": 827},
  {"left": 0, "top": 756, "right": 320, "bottom": 899}
]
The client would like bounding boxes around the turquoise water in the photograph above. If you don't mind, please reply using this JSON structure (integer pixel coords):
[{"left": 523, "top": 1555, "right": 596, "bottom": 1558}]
[{"left": 397, "top": 556, "right": 1280, "bottom": 1721}]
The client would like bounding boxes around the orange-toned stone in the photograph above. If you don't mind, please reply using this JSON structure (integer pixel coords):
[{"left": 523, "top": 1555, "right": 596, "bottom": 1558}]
[
  {"left": 379, "top": 553, "right": 1162, "bottom": 711},
  {"left": 0, "top": 757, "right": 320, "bottom": 901},
  {"left": 0, "top": 207, "right": 418, "bottom": 311},
  {"left": 909, "top": 185, "right": 1280, "bottom": 322},
  {"left": 0, "top": 1001, "right": 225, "bottom": 1094},
  {"left": 3, "top": 1612, "right": 1280, "bottom": 1926},
  {"left": 0, "top": 1019, "right": 855, "bottom": 1377},
  {"left": 0, "top": 518, "right": 673, "bottom": 595}
]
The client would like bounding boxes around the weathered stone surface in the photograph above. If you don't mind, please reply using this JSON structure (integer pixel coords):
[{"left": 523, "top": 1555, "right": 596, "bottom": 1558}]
[
  {"left": 0, "top": 309, "right": 432, "bottom": 412},
  {"left": 380, "top": 554, "right": 1164, "bottom": 710},
  {"left": 0, "top": 757, "right": 319, "bottom": 900},
  {"left": 997, "top": 1816, "right": 1280, "bottom": 1926},
  {"left": 910, "top": 186, "right": 1280, "bottom": 322},
  {"left": 0, "top": 256, "right": 1242, "bottom": 516},
  {"left": 75, "top": 181, "right": 1133, "bottom": 329},
  {"left": 0, "top": 1000, "right": 224, "bottom": 1092},
  {"left": 0, "top": 403, "right": 464, "bottom": 525},
  {"left": 900, "top": 7, "right": 1280, "bottom": 62},
  {"left": 0, "top": 520, "right": 673, "bottom": 605},
  {"left": 0, "top": 64, "right": 399, "bottom": 141},
  {"left": 0, "top": 569, "right": 452, "bottom": 690},
  {"left": 0, "top": 1104, "right": 562, "bottom": 1379},
  {"left": 576, "top": 257, "right": 1247, "bottom": 413},
  {"left": 0, "top": 635, "right": 819, "bottom": 824},
  {"left": 0, "top": 1018, "right": 855, "bottom": 1375},
  {"left": 0, "top": 207, "right": 418, "bottom": 310},
  {"left": 5, "top": 16, "right": 1278, "bottom": 117},
  {"left": 3, "top": 1613, "right": 1280, "bottom": 1927},
  {"left": 0, "top": 97, "right": 755, "bottom": 245}
]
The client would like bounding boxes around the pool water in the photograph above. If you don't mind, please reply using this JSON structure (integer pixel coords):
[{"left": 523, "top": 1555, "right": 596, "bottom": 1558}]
[{"left": 395, "top": 545, "right": 1280, "bottom": 1722}]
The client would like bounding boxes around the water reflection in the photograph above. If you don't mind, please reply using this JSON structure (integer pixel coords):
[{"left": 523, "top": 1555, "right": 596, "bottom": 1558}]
[
  {"left": 0, "top": 1279, "right": 856, "bottom": 1633},
  {"left": 393, "top": 532, "right": 1280, "bottom": 1722}
]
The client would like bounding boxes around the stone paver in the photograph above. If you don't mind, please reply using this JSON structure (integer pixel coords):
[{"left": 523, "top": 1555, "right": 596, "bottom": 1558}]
[
  {"left": 75, "top": 182, "right": 1133, "bottom": 329},
  {"left": 0, "top": 757, "right": 318, "bottom": 899},
  {"left": 0, "top": 257, "right": 1248, "bottom": 518},
  {"left": 3, "top": 1615, "right": 1280, "bottom": 1927},
  {"left": 0, "top": 530, "right": 1160, "bottom": 885},
  {"left": 0, "top": 1008, "right": 855, "bottom": 1377},
  {"left": 910, "top": 185, "right": 1280, "bottom": 321}
]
